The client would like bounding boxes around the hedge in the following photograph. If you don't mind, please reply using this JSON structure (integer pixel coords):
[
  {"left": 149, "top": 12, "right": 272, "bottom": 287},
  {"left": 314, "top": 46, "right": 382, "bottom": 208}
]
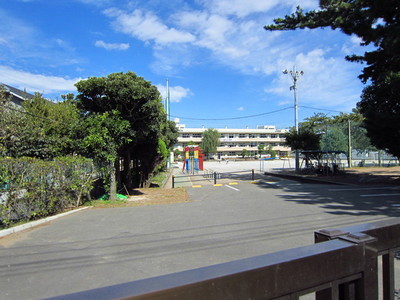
[{"left": 0, "top": 156, "right": 96, "bottom": 228}]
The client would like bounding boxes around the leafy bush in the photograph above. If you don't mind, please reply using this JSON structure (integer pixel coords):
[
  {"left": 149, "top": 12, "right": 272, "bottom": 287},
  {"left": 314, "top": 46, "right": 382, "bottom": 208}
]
[{"left": 0, "top": 156, "right": 96, "bottom": 228}]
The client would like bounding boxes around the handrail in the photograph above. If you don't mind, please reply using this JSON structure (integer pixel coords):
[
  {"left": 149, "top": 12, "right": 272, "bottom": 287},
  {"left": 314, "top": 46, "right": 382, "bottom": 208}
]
[
  {"left": 315, "top": 218, "right": 400, "bottom": 300},
  {"left": 47, "top": 240, "right": 372, "bottom": 300},
  {"left": 47, "top": 218, "right": 400, "bottom": 300}
]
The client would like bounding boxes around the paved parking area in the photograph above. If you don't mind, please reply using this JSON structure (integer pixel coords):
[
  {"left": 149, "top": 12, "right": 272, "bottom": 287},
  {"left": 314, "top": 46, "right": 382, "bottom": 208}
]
[{"left": 1, "top": 161, "right": 399, "bottom": 299}]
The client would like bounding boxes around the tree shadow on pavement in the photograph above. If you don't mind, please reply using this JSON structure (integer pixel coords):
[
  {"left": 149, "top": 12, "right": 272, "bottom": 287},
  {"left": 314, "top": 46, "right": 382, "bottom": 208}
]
[{"left": 254, "top": 174, "right": 400, "bottom": 218}]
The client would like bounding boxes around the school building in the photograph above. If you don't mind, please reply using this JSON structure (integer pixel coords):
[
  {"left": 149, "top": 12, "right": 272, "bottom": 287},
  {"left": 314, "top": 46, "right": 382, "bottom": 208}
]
[{"left": 174, "top": 119, "right": 291, "bottom": 158}]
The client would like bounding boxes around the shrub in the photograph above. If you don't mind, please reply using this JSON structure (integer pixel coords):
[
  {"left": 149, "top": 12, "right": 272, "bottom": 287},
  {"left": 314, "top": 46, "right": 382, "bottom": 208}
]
[{"left": 0, "top": 156, "right": 96, "bottom": 228}]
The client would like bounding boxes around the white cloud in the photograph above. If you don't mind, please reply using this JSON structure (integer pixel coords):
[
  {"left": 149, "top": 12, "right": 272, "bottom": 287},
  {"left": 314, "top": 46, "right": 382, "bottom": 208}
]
[
  {"left": 101, "top": 1, "right": 362, "bottom": 112},
  {"left": 265, "top": 47, "right": 364, "bottom": 110},
  {"left": 156, "top": 84, "right": 193, "bottom": 103},
  {"left": 176, "top": 11, "right": 248, "bottom": 58},
  {"left": 0, "top": 65, "right": 80, "bottom": 94},
  {"left": 199, "top": 0, "right": 318, "bottom": 18},
  {"left": 95, "top": 40, "right": 130, "bottom": 50},
  {"left": 237, "top": 106, "right": 244, "bottom": 111},
  {"left": 201, "top": 0, "right": 282, "bottom": 18},
  {"left": 104, "top": 8, "right": 196, "bottom": 45}
]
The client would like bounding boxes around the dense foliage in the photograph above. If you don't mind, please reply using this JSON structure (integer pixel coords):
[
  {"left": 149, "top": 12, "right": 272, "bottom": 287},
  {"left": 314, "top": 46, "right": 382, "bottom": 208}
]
[
  {"left": 265, "top": 0, "right": 400, "bottom": 158},
  {"left": 75, "top": 71, "right": 178, "bottom": 190},
  {"left": 0, "top": 91, "right": 81, "bottom": 158},
  {"left": 1, "top": 71, "right": 178, "bottom": 204},
  {"left": 285, "top": 112, "right": 375, "bottom": 153},
  {"left": 200, "top": 128, "right": 220, "bottom": 158},
  {"left": 0, "top": 156, "right": 95, "bottom": 228}
]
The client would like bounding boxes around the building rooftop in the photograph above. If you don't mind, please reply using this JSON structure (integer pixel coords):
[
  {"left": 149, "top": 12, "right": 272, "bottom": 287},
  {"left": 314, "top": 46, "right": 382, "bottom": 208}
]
[{"left": 1, "top": 83, "right": 34, "bottom": 106}]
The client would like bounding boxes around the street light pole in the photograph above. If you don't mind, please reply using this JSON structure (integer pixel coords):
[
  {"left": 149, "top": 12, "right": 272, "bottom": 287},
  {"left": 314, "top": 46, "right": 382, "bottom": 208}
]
[{"left": 283, "top": 66, "right": 304, "bottom": 172}]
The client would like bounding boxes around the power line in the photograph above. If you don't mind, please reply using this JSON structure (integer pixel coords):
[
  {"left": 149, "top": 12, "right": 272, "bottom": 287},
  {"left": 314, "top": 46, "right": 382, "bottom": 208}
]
[
  {"left": 299, "top": 105, "right": 346, "bottom": 114},
  {"left": 169, "top": 106, "right": 293, "bottom": 121}
]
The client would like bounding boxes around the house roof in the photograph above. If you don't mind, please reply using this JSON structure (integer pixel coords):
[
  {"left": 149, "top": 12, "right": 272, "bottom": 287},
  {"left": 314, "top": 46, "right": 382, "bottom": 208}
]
[{"left": 1, "top": 83, "right": 34, "bottom": 101}]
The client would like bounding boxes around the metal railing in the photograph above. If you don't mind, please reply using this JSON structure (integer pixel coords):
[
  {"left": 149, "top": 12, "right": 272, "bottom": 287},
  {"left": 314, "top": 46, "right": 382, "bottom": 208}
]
[
  {"left": 172, "top": 169, "right": 255, "bottom": 188},
  {"left": 50, "top": 218, "right": 400, "bottom": 300}
]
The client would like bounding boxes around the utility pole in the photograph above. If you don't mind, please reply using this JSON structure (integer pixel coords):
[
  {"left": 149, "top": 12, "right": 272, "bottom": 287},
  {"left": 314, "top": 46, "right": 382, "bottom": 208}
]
[
  {"left": 283, "top": 66, "right": 304, "bottom": 171},
  {"left": 348, "top": 119, "right": 352, "bottom": 168},
  {"left": 165, "top": 79, "right": 170, "bottom": 121}
]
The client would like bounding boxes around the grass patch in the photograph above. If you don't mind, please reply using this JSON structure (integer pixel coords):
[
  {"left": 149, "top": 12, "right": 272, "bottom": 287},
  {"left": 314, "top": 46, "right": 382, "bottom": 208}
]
[
  {"left": 150, "top": 169, "right": 171, "bottom": 187},
  {"left": 88, "top": 187, "right": 189, "bottom": 208}
]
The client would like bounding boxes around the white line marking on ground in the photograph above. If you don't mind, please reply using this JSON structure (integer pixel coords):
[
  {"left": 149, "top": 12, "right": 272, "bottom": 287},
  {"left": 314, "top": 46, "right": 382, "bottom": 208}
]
[
  {"left": 360, "top": 193, "right": 400, "bottom": 197},
  {"left": 225, "top": 184, "right": 240, "bottom": 192}
]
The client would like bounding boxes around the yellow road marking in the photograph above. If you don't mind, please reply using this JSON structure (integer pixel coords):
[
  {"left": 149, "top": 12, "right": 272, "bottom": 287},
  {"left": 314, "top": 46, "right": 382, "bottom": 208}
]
[{"left": 192, "top": 185, "right": 202, "bottom": 188}]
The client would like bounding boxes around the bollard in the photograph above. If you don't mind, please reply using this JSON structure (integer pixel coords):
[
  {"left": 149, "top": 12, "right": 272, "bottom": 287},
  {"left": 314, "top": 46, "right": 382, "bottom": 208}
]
[
  {"left": 214, "top": 172, "right": 217, "bottom": 185},
  {"left": 172, "top": 175, "right": 175, "bottom": 189},
  {"left": 252, "top": 169, "right": 255, "bottom": 181}
]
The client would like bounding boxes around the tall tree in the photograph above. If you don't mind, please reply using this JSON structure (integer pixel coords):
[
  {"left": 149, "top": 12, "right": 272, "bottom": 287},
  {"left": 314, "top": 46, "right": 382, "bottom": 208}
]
[
  {"left": 0, "top": 92, "right": 81, "bottom": 159},
  {"left": 75, "top": 72, "right": 167, "bottom": 188},
  {"left": 201, "top": 128, "right": 220, "bottom": 159},
  {"left": 265, "top": 0, "right": 400, "bottom": 158},
  {"left": 285, "top": 128, "right": 321, "bottom": 151},
  {"left": 357, "top": 74, "right": 400, "bottom": 158},
  {"left": 320, "top": 127, "right": 347, "bottom": 152}
]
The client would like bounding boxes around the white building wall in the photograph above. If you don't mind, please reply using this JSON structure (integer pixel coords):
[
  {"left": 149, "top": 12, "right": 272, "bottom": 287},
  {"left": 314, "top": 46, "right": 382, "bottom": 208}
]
[{"left": 175, "top": 124, "right": 291, "bottom": 158}]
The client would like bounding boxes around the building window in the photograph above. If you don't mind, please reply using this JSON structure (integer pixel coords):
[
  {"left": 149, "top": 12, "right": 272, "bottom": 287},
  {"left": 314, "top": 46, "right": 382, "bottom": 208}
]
[
  {"left": 220, "top": 134, "right": 226, "bottom": 138},
  {"left": 260, "top": 134, "right": 267, "bottom": 138},
  {"left": 192, "top": 133, "right": 202, "bottom": 138},
  {"left": 182, "top": 134, "right": 190, "bottom": 138},
  {"left": 271, "top": 134, "right": 277, "bottom": 138},
  {"left": 229, "top": 134, "right": 234, "bottom": 138},
  {"left": 249, "top": 134, "right": 257, "bottom": 138},
  {"left": 239, "top": 134, "right": 246, "bottom": 138},
  {"left": 279, "top": 134, "right": 286, "bottom": 138}
]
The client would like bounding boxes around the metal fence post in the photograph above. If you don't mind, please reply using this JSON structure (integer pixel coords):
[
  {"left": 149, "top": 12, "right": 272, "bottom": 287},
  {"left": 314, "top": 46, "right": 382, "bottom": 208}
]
[
  {"left": 252, "top": 169, "right": 255, "bottom": 181},
  {"left": 214, "top": 172, "right": 217, "bottom": 185},
  {"left": 172, "top": 175, "right": 175, "bottom": 189}
]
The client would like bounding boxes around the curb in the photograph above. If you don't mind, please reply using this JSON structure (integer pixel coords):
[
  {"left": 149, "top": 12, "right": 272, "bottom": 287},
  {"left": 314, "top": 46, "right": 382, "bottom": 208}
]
[
  {"left": 0, "top": 206, "right": 91, "bottom": 238},
  {"left": 264, "top": 172, "right": 346, "bottom": 185}
]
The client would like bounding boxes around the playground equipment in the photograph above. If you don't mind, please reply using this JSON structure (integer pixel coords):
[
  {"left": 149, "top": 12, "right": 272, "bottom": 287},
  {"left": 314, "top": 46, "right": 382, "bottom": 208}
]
[{"left": 182, "top": 146, "right": 204, "bottom": 174}]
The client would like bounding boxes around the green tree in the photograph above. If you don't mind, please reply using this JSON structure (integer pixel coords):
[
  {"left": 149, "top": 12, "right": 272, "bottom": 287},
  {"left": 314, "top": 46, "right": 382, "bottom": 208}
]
[
  {"left": 82, "top": 111, "right": 131, "bottom": 201},
  {"left": 240, "top": 149, "right": 248, "bottom": 158},
  {"left": 75, "top": 71, "right": 166, "bottom": 188},
  {"left": 331, "top": 111, "right": 376, "bottom": 152},
  {"left": 161, "top": 120, "right": 179, "bottom": 150},
  {"left": 265, "top": 0, "right": 400, "bottom": 158},
  {"left": 200, "top": 128, "right": 219, "bottom": 159},
  {"left": 0, "top": 92, "right": 81, "bottom": 159},
  {"left": 257, "top": 144, "right": 265, "bottom": 157},
  {"left": 320, "top": 127, "right": 347, "bottom": 152},
  {"left": 266, "top": 145, "right": 277, "bottom": 158},
  {"left": 357, "top": 74, "right": 400, "bottom": 158},
  {"left": 173, "top": 149, "right": 182, "bottom": 161},
  {"left": 301, "top": 113, "right": 330, "bottom": 134},
  {"left": 285, "top": 129, "right": 321, "bottom": 151}
]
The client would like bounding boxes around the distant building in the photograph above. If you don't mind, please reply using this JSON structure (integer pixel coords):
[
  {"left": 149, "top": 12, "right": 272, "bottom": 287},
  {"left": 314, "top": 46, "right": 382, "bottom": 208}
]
[
  {"left": 0, "top": 83, "right": 34, "bottom": 107},
  {"left": 174, "top": 119, "right": 291, "bottom": 158}
]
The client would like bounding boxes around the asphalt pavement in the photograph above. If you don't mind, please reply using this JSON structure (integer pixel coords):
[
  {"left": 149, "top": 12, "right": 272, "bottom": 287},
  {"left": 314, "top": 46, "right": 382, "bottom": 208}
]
[{"left": 1, "top": 161, "right": 399, "bottom": 299}]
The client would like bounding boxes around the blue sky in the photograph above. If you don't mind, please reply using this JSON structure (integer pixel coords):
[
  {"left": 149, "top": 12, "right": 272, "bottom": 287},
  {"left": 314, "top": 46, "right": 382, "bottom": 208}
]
[{"left": 1, "top": 0, "right": 368, "bottom": 129}]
